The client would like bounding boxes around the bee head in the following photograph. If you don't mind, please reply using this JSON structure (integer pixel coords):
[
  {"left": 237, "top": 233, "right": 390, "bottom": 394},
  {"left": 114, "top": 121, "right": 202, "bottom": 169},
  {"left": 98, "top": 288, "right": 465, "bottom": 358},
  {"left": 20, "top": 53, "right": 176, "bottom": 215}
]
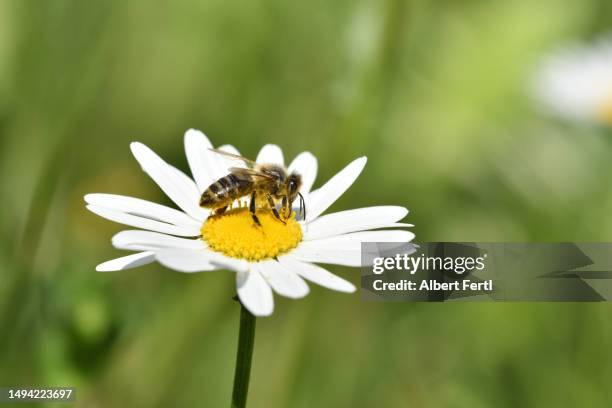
[
  {"left": 286, "top": 172, "right": 302, "bottom": 201},
  {"left": 285, "top": 172, "right": 306, "bottom": 220}
]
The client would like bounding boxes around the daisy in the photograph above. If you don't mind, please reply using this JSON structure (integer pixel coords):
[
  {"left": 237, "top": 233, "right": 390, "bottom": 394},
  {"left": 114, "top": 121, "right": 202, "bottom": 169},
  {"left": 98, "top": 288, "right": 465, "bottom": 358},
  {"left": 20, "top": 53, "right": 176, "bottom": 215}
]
[
  {"left": 85, "top": 129, "right": 414, "bottom": 316},
  {"left": 532, "top": 35, "right": 612, "bottom": 125}
]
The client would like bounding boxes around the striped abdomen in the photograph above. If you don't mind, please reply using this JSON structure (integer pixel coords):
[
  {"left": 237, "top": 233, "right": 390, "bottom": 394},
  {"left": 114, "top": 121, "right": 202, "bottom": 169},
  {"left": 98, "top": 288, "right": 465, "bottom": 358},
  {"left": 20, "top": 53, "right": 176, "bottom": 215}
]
[{"left": 200, "top": 173, "right": 253, "bottom": 208}]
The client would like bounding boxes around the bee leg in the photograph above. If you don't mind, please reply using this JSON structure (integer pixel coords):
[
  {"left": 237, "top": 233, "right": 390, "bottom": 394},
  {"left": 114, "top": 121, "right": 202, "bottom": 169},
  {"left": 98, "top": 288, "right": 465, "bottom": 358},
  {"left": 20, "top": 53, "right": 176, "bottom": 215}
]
[
  {"left": 214, "top": 206, "right": 228, "bottom": 216},
  {"left": 298, "top": 192, "right": 306, "bottom": 221},
  {"left": 250, "top": 191, "right": 261, "bottom": 227},
  {"left": 281, "top": 196, "right": 289, "bottom": 219},
  {"left": 267, "top": 195, "right": 285, "bottom": 224}
]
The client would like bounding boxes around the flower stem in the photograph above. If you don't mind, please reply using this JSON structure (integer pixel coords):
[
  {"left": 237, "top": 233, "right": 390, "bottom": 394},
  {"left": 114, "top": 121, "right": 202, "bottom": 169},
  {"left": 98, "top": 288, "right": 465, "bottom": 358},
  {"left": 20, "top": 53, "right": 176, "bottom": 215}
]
[{"left": 231, "top": 301, "right": 256, "bottom": 408}]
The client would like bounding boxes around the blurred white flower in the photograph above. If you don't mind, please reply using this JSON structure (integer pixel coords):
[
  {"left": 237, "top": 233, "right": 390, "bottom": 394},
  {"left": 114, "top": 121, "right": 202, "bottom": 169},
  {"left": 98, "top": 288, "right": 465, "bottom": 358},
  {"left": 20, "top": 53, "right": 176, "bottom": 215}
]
[
  {"left": 532, "top": 36, "right": 612, "bottom": 125},
  {"left": 85, "top": 130, "right": 414, "bottom": 316}
]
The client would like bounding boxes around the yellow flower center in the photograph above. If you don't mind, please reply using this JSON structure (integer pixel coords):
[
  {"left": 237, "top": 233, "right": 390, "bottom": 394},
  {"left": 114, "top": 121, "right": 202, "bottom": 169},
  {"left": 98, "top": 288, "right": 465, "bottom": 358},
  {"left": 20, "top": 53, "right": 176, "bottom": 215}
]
[
  {"left": 201, "top": 208, "right": 302, "bottom": 261},
  {"left": 597, "top": 95, "right": 612, "bottom": 125}
]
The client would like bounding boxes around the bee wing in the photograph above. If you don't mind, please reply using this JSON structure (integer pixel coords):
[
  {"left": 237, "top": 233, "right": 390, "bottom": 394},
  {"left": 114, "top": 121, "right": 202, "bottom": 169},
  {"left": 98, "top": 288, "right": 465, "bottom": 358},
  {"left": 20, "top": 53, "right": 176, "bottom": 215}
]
[
  {"left": 229, "top": 167, "right": 275, "bottom": 180},
  {"left": 208, "top": 148, "right": 257, "bottom": 168}
]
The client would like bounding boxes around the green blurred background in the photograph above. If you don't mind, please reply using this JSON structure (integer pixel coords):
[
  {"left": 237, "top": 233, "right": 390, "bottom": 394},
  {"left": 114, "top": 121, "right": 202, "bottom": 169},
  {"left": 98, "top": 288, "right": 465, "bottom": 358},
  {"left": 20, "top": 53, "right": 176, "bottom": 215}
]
[{"left": 2, "top": 0, "right": 612, "bottom": 406}]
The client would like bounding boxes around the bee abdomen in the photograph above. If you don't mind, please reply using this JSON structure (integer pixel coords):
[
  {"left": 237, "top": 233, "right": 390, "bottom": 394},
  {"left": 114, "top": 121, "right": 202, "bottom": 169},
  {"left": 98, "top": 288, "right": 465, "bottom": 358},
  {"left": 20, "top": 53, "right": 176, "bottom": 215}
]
[
  {"left": 199, "top": 174, "right": 252, "bottom": 208},
  {"left": 199, "top": 190, "right": 218, "bottom": 207}
]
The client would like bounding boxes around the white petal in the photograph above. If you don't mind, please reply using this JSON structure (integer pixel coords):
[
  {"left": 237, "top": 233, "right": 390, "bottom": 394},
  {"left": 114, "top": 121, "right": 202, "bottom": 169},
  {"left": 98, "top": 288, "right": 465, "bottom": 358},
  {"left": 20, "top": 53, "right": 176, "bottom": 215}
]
[
  {"left": 112, "top": 230, "right": 204, "bottom": 251},
  {"left": 184, "top": 129, "right": 217, "bottom": 192},
  {"left": 84, "top": 193, "right": 201, "bottom": 229},
  {"left": 289, "top": 248, "right": 360, "bottom": 266},
  {"left": 168, "top": 164, "right": 211, "bottom": 220},
  {"left": 218, "top": 144, "right": 241, "bottom": 155},
  {"left": 303, "top": 206, "right": 409, "bottom": 240},
  {"left": 305, "top": 157, "right": 367, "bottom": 222},
  {"left": 531, "top": 40, "right": 612, "bottom": 123},
  {"left": 86, "top": 204, "right": 201, "bottom": 237},
  {"left": 291, "top": 230, "right": 415, "bottom": 267},
  {"left": 213, "top": 144, "right": 247, "bottom": 177},
  {"left": 278, "top": 256, "right": 355, "bottom": 293},
  {"left": 256, "top": 144, "right": 284, "bottom": 165},
  {"left": 303, "top": 230, "right": 415, "bottom": 247},
  {"left": 236, "top": 267, "right": 274, "bottom": 316},
  {"left": 155, "top": 248, "right": 215, "bottom": 272},
  {"left": 156, "top": 248, "right": 249, "bottom": 273},
  {"left": 195, "top": 141, "right": 246, "bottom": 190},
  {"left": 95, "top": 251, "right": 155, "bottom": 272},
  {"left": 288, "top": 152, "right": 317, "bottom": 194},
  {"left": 130, "top": 141, "right": 207, "bottom": 220},
  {"left": 257, "top": 260, "right": 309, "bottom": 299}
]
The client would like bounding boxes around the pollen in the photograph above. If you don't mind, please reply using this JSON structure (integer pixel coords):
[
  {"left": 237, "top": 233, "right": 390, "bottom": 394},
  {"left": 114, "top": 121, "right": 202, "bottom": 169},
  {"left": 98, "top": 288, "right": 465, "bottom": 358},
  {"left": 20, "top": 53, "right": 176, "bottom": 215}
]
[{"left": 201, "top": 208, "right": 302, "bottom": 261}]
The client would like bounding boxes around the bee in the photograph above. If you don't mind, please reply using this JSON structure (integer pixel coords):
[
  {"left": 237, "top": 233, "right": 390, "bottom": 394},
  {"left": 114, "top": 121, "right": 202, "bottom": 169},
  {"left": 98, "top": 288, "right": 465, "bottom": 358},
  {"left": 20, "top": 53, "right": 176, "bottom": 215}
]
[{"left": 199, "top": 149, "right": 306, "bottom": 226}]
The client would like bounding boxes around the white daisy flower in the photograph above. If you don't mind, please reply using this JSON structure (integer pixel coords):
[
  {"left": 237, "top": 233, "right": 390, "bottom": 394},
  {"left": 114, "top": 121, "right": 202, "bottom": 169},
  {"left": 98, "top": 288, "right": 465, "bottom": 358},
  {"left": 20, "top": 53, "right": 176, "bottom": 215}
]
[
  {"left": 85, "top": 129, "right": 414, "bottom": 316},
  {"left": 532, "top": 36, "right": 612, "bottom": 125}
]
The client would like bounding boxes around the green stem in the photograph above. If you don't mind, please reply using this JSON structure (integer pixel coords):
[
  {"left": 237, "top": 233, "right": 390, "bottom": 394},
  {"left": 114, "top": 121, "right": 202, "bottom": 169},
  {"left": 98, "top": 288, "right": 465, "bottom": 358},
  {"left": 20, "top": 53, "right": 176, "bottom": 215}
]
[{"left": 231, "top": 301, "right": 256, "bottom": 408}]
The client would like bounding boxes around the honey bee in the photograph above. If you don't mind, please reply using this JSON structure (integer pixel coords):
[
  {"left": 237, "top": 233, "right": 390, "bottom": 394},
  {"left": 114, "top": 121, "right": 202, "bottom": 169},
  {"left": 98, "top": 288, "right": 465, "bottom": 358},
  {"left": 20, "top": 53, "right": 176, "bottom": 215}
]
[{"left": 199, "top": 149, "right": 306, "bottom": 226}]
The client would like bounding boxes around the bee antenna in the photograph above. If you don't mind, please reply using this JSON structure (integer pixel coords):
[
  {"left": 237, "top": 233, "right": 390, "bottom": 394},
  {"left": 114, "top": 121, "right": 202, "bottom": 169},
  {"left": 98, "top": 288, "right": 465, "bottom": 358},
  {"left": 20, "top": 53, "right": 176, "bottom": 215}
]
[{"left": 298, "top": 192, "right": 306, "bottom": 221}]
